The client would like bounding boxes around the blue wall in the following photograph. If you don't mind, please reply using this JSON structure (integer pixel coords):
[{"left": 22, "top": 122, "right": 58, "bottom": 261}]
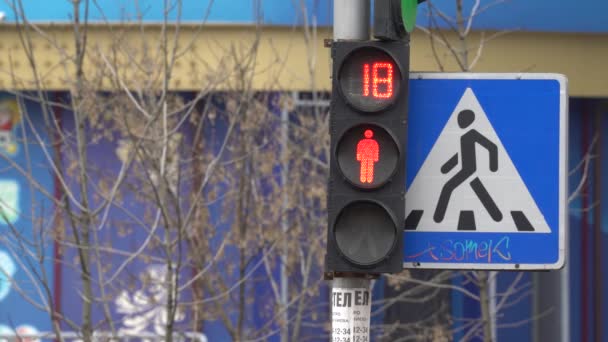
[
  {"left": 566, "top": 99, "right": 608, "bottom": 342},
  {"left": 1, "top": 0, "right": 607, "bottom": 33},
  {"left": 0, "top": 94, "right": 55, "bottom": 337}
]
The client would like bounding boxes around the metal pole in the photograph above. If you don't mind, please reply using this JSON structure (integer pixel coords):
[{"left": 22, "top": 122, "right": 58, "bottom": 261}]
[
  {"left": 333, "top": 0, "right": 370, "bottom": 41},
  {"left": 331, "top": 2, "right": 372, "bottom": 342},
  {"left": 331, "top": 276, "right": 372, "bottom": 342},
  {"left": 489, "top": 271, "right": 497, "bottom": 342},
  {"left": 560, "top": 257, "right": 570, "bottom": 342},
  {"left": 280, "top": 93, "right": 290, "bottom": 342}
]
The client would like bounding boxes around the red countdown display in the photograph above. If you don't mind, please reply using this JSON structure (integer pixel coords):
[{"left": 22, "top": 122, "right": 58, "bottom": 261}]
[
  {"left": 338, "top": 47, "right": 401, "bottom": 112},
  {"left": 362, "top": 63, "right": 394, "bottom": 99}
]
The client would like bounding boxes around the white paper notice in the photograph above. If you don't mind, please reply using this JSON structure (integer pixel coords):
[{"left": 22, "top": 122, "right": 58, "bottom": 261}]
[{"left": 332, "top": 287, "right": 371, "bottom": 342}]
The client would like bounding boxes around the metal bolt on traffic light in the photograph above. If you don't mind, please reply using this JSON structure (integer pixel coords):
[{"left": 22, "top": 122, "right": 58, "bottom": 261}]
[{"left": 325, "top": 39, "right": 410, "bottom": 274}]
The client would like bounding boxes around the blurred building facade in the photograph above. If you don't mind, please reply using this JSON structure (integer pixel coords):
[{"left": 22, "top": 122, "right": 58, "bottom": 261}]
[{"left": 0, "top": 1, "right": 607, "bottom": 341}]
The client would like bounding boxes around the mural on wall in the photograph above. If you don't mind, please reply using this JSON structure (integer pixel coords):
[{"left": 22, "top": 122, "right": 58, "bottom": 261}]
[
  {"left": 0, "top": 98, "right": 20, "bottom": 157},
  {"left": 0, "top": 250, "right": 16, "bottom": 302},
  {"left": 57, "top": 97, "right": 194, "bottom": 335},
  {"left": 116, "top": 133, "right": 183, "bottom": 195},
  {"left": 0, "top": 180, "right": 19, "bottom": 225},
  {"left": 0, "top": 324, "right": 40, "bottom": 342},
  {"left": 0, "top": 94, "right": 54, "bottom": 335},
  {"left": 0, "top": 98, "right": 22, "bottom": 226},
  {"left": 115, "top": 264, "right": 186, "bottom": 335}
]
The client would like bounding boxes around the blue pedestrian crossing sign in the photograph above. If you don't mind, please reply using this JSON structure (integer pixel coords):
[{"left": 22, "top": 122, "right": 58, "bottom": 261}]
[{"left": 403, "top": 73, "right": 567, "bottom": 270}]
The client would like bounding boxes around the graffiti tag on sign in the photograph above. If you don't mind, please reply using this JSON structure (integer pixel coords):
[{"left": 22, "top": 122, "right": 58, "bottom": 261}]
[{"left": 406, "top": 236, "right": 512, "bottom": 263}]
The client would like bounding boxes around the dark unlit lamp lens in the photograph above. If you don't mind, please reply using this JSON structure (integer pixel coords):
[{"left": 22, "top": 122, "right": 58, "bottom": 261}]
[{"left": 334, "top": 201, "right": 397, "bottom": 266}]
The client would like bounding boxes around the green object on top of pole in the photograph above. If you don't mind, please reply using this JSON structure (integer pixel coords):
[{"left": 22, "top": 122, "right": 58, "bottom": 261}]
[{"left": 401, "top": 0, "right": 419, "bottom": 33}]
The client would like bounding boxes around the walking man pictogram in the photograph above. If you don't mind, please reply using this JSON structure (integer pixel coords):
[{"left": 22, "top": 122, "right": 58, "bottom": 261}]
[
  {"left": 357, "top": 129, "right": 379, "bottom": 184},
  {"left": 433, "top": 109, "right": 503, "bottom": 223}
]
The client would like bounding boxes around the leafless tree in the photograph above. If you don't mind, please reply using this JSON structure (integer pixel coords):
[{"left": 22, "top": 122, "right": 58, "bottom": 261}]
[{"left": 0, "top": 1, "right": 331, "bottom": 341}]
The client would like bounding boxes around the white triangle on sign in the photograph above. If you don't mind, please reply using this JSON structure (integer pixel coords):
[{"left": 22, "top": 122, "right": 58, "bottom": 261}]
[{"left": 405, "top": 88, "right": 551, "bottom": 233}]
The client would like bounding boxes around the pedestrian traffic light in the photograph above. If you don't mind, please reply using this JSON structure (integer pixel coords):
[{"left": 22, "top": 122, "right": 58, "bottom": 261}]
[{"left": 325, "top": 40, "right": 409, "bottom": 274}]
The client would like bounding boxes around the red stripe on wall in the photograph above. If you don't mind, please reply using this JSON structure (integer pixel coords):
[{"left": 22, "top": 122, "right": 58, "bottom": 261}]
[{"left": 51, "top": 93, "right": 63, "bottom": 328}]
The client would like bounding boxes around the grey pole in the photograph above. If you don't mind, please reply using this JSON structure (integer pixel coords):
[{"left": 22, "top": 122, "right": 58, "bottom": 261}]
[
  {"left": 331, "top": 2, "right": 372, "bottom": 342},
  {"left": 280, "top": 94, "right": 290, "bottom": 342},
  {"left": 331, "top": 276, "right": 373, "bottom": 342},
  {"left": 333, "top": 0, "right": 370, "bottom": 41},
  {"left": 560, "top": 261, "right": 570, "bottom": 342}
]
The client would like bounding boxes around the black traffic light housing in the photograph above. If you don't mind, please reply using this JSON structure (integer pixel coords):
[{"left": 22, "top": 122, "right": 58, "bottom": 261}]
[
  {"left": 374, "top": 0, "right": 427, "bottom": 40},
  {"left": 325, "top": 40, "right": 409, "bottom": 274},
  {"left": 374, "top": 0, "right": 408, "bottom": 40}
]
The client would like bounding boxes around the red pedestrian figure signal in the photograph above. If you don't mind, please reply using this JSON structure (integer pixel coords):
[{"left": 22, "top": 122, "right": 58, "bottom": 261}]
[{"left": 357, "top": 129, "right": 379, "bottom": 183}]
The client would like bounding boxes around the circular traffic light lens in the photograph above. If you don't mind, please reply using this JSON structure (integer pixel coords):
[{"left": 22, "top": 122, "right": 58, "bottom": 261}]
[
  {"left": 337, "top": 124, "right": 400, "bottom": 189},
  {"left": 334, "top": 201, "right": 397, "bottom": 266},
  {"left": 338, "top": 47, "right": 401, "bottom": 112}
]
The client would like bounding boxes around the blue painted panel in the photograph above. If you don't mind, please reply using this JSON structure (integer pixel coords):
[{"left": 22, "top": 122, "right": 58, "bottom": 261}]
[
  {"left": 602, "top": 111, "right": 608, "bottom": 342},
  {"left": 0, "top": 0, "right": 331, "bottom": 26},
  {"left": 452, "top": 273, "right": 481, "bottom": 341},
  {"left": 495, "top": 272, "right": 532, "bottom": 341},
  {"left": 566, "top": 99, "right": 583, "bottom": 342},
  {"left": 0, "top": 94, "right": 55, "bottom": 336},
  {"left": 56, "top": 94, "right": 195, "bottom": 335},
  {"left": 416, "top": 0, "right": 608, "bottom": 33}
]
